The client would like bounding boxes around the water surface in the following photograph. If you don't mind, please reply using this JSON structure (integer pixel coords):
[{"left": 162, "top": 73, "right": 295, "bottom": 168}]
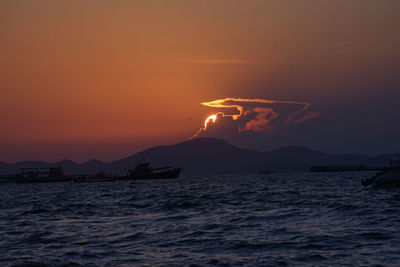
[{"left": 1, "top": 172, "right": 399, "bottom": 266}]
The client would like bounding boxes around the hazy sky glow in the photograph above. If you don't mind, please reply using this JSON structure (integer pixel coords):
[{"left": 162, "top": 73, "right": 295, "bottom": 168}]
[{"left": 1, "top": 0, "right": 400, "bottom": 162}]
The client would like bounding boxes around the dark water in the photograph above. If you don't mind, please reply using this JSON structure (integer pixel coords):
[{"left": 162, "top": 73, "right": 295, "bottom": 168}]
[{"left": 1, "top": 172, "right": 400, "bottom": 266}]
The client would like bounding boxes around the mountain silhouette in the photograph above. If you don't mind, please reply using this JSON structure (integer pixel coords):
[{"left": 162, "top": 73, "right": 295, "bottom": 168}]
[
  {"left": 0, "top": 137, "right": 399, "bottom": 175},
  {"left": 108, "top": 138, "right": 265, "bottom": 174}
]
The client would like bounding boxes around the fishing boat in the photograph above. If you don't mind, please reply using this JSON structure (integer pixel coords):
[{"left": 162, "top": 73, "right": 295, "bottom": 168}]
[
  {"left": 128, "top": 162, "right": 181, "bottom": 180},
  {"left": 362, "top": 160, "right": 400, "bottom": 188}
]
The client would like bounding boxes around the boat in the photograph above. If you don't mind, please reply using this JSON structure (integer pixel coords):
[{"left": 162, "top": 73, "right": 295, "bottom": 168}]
[
  {"left": 127, "top": 162, "right": 181, "bottom": 180},
  {"left": 310, "top": 165, "right": 381, "bottom": 172},
  {"left": 362, "top": 160, "right": 400, "bottom": 188}
]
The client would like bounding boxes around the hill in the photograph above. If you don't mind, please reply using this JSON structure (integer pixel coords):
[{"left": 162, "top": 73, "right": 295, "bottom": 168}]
[{"left": 0, "top": 138, "right": 398, "bottom": 175}]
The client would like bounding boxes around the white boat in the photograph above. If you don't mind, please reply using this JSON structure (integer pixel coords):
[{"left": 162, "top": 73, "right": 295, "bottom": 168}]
[{"left": 362, "top": 160, "right": 400, "bottom": 187}]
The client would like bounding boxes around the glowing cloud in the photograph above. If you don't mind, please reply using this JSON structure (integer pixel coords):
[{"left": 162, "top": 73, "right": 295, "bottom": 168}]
[
  {"left": 192, "top": 112, "right": 223, "bottom": 138},
  {"left": 193, "top": 98, "right": 320, "bottom": 138}
]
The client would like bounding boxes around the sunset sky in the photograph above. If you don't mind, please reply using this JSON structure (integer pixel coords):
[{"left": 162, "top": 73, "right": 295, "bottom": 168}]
[{"left": 1, "top": 0, "right": 400, "bottom": 162}]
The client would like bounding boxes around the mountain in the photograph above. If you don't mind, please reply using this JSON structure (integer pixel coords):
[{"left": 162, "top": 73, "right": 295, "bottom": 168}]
[
  {"left": 108, "top": 138, "right": 265, "bottom": 174},
  {"left": 263, "top": 146, "right": 328, "bottom": 171},
  {"left": 0, "top": 137, "right": 399, "bottom": 175}
]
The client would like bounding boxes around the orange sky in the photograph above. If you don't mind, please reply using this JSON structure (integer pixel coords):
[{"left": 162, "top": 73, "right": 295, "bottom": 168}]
[{"left": 1, "top": 1, "right": 400, "bottom": 162}]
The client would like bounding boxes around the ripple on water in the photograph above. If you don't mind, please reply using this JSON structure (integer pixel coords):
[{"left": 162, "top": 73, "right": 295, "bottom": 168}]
[{"left": 0, "top": 173, "right": 399, "bottom": 266}]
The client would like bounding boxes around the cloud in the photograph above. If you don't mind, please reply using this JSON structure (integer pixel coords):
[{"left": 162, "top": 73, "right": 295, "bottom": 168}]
[{"left": 193, "top": 97, "right": 320, "bottom": 138}]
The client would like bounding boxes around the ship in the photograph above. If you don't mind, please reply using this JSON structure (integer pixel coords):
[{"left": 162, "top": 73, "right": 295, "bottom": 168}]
[
  {"left": 310, "top": 165, "right": 382, "bottom": 172},
  {"left": 127, "top": 162, "right": 181, "bottom": 180},
  {"left": 362, "top": 160, "right": 400, "bottom": 188},
  {"left": 73, "top": 162, "right": 181, "bottom": 183}
]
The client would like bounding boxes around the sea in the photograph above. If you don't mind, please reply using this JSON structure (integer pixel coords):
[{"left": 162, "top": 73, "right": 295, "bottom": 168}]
[{"left": 0, "top": 172, "right": 399, "bottom": 266}]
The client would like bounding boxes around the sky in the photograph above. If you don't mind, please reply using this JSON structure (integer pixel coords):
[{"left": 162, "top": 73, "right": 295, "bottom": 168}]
[{"left": 1, "top": 0, "right": 400, "bottom": 162}]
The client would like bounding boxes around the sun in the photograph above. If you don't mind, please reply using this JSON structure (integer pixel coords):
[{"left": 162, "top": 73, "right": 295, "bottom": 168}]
[
  {"left": 191, "top": 112, "right": 223, "bottom": 138},
  {"left": 203, "top": 114, "right": 218, "bottom": 130}
]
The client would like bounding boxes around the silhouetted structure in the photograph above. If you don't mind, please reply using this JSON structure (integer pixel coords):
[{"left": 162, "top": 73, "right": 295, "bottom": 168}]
[
  {"left": 129, "top": 162, "right": 181, "bottom": 179},
  {"left": 310, "top": 165, "right": 382, "bottom": 172}
]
